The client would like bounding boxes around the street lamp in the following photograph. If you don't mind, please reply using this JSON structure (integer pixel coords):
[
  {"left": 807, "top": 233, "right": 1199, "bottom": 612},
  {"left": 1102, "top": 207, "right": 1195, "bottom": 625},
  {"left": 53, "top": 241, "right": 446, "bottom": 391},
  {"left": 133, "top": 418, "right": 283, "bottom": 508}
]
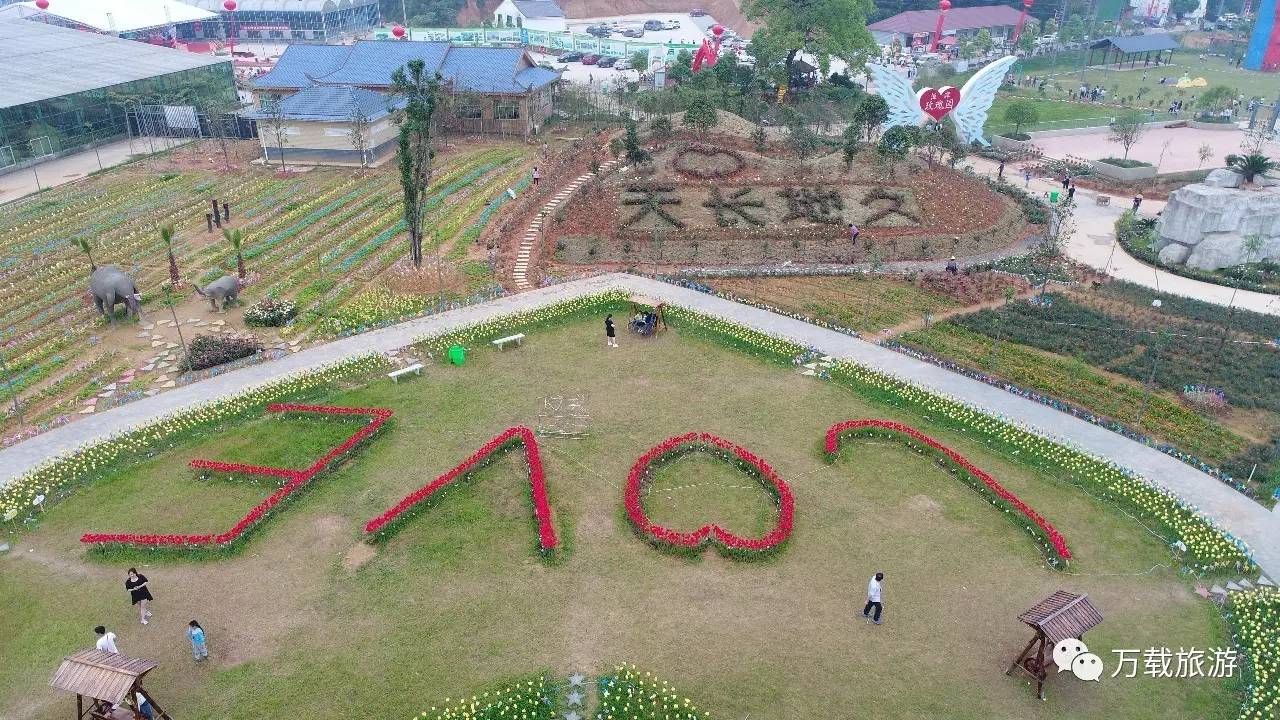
[{"left": 1135, "top": 298, "right": 1165, "bottom": 426}]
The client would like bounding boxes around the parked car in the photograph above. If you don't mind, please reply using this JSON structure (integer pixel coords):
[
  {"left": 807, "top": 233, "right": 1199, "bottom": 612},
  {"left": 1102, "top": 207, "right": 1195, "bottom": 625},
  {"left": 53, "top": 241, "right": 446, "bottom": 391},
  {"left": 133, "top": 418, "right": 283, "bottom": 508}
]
[
  {"left": 643, "top": 19, "right": 664, "bottom": 30},
  {"left": 581, "top": 54, "right": 602, "bottom": 65},
  {"left": 537, "top": 61, "right": 556, "bottom": 70},
  {"left": 560, "top": 51, "right": 585, "bottom": 62},
  {"left": 690, "top": 8, "right": 706, "bottom": 16},
  {"left": 585, "top": 25, "right": 611, "bottom": 37},
  {"left": 621, "top": 28, "right": 644, "bottom": 38},
  {"left": 614, "top": 57, "right": 633, "bottom": 70},
  {"left": 663, "top": 20, "right": 682, "bottom": 29},
  {"left": 597, "top": 56, "right": 618, "bottom": 67}
]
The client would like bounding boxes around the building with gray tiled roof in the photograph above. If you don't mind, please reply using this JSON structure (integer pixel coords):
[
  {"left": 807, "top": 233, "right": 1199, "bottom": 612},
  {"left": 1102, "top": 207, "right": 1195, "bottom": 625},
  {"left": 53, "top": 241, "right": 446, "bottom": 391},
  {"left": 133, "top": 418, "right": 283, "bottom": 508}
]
[{"left": 249, "top": 39, "right": 560, "bottom": 141}]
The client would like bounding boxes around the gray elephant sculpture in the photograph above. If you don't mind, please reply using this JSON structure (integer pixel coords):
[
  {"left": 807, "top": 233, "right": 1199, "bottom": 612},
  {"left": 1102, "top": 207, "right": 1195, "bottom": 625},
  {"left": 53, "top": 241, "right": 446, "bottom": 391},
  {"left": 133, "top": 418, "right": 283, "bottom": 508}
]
[
  {"left": 193, "top": 275, "right": 242, "bottom": 311},
  {"left": 89, "top": 266, "right": 144, "bottom": 323}
]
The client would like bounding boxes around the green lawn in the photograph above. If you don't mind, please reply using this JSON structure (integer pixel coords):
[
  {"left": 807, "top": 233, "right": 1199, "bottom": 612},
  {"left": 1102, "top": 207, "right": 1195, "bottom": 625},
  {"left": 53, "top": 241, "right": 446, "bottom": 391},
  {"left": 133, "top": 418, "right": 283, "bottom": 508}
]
[
  {"left": 1010, "top": 53, "right": 1275, "bottom": 112},
  {"left": 988, "top": 95, "right": 1125, "bottom": 135},
  {"left": 0, "top": 317, "right": 1238, "bottom": 720}
]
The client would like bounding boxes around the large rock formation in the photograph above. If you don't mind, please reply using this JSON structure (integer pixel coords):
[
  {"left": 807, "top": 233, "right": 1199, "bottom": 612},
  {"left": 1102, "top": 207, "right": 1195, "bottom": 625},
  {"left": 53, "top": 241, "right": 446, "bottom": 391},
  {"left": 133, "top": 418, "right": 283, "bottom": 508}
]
[{"left": 1154, "top": 177, "right": 1280, "bottom": 270}]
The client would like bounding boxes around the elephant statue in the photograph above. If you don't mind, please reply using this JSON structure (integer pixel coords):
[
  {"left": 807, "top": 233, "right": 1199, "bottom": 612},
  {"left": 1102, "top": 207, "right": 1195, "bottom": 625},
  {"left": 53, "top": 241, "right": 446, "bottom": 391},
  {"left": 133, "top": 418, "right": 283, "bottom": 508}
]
[
  {"left": 193, "top": 275, "right": 241, "bottom": 311},
  {"left": 89, "top": 266, "right": 143, "bottom": 323}
]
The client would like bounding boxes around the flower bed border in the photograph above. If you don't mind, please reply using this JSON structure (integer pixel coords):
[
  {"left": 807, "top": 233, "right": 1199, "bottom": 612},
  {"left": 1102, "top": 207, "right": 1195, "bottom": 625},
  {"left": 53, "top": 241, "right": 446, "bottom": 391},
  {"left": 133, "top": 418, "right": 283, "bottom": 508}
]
[
  {"left": 825, "top": 419, "right": 1071, "bottom": 567},
  {"left": 363, "top": 426, "right": 559, "bottom": 556},
  {"left": 624, "top": 432, "right": 794, "bottom": 559},
  {"left": 79, "top": 403, "right": 392, "bottom": 550}
]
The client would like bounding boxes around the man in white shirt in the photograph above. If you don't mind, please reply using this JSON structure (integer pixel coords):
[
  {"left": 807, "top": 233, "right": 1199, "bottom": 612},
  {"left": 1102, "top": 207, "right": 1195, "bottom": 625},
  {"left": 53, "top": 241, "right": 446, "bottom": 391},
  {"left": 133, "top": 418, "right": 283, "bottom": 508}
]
[
  {"left": 862, "top": 572, "right": 885, "bottom": 625},
  {"left": 94, "top": 625, "right": 119, "bottom": 653}
]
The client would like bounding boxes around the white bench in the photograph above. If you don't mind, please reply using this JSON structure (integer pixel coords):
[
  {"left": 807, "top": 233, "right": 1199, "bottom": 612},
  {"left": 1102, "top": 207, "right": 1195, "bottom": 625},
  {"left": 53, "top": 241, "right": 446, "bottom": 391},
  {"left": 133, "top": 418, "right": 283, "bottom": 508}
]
[
  {"left": 387, "top": 363, "right": 423, "bottom": 382},
  {"left": 492, "top": 333, "right": 525, "bottom": 350}
]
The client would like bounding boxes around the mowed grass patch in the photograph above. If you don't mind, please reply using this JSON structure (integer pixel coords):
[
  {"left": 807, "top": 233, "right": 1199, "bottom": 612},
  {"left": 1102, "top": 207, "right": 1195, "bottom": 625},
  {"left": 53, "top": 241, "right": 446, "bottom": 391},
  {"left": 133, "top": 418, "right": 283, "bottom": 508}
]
[
  {"left": 0, "top": 317, "right": 1239, "bottom": 720},
  {"left": 713, "top": 275, "right": 959, "bottom": 333}
]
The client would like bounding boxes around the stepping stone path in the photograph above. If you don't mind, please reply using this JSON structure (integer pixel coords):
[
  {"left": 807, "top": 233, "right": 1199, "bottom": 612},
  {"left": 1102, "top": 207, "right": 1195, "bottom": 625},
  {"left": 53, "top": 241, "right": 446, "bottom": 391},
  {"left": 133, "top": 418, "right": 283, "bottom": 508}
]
[
  {"left": 799, "top": 355, "right": 836, "bottom": 378},
  {"left": 512, "top": 160, "right": 618, "bottom": 291}
]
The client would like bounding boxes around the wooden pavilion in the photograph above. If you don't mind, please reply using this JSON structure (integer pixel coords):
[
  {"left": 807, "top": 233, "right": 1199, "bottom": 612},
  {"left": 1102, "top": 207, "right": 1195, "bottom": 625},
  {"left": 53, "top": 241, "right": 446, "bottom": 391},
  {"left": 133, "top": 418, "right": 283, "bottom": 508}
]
[
  {"left": 1086, "top": 34, "right": 1180, "bottom": 70},
  {"left": 1006, "top": 590, "right": 1104, "bottom": 699},
  {"left": 49, "top": 650, "right": 172, "bottom": 720}
]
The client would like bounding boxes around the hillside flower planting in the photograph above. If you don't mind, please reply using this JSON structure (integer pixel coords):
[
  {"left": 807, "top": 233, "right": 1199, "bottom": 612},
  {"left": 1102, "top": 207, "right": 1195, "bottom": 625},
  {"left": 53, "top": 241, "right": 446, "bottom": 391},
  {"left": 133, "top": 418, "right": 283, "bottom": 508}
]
[
  {"left": 825, "top": 419, "right": 1071, "bottom": 567},
  {"left": 625, "top": 432, "right": 795, "bottom": 558},
  {"left": 80, "top": 404, "right": 392, "bottom": 550}
]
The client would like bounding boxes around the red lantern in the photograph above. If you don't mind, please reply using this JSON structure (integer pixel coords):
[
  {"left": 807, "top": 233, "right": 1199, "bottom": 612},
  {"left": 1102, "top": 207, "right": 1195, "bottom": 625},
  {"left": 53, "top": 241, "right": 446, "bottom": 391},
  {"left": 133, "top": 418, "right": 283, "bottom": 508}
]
[
  {"left": 1024, "top": 0, "right": 1033, "bottom": 6},
  {"left": 35, "top": 0, "right": 49, "bottom": 9},
  {"left": 939, "top": 0, "right": 951, "bottom": 9},
  {"left": 711, "top": 24, "right": 724, "bottom": 36},
  {"left": 391, "top": 24, "right": 405, "bottom": 38},
  {"left": 223, "top": 0, "right": 236, "bottom": 10}
]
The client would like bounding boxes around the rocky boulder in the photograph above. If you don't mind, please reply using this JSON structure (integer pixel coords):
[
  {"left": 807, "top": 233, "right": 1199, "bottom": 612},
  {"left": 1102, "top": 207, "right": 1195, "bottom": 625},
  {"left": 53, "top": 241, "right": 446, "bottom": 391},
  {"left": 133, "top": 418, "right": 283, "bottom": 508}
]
[
  {"left": 1202, "top": 168, "right": 1243, "bottom": 188},
  {"left": 1154, "top": 183, "right": 1280, "bottom": 270}
]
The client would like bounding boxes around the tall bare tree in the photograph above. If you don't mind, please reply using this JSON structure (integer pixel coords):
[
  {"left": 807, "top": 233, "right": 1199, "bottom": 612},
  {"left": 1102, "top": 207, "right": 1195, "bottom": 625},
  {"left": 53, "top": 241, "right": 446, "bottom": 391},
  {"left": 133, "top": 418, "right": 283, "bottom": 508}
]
[
  {"left": 260, "top": 98, "right": 291, "bottom": 174},
  {"left": 347, "top": 102, "right": 372, "bottom": 169},
  {"left": 389, "top": 59, "right": 441, "bottom": 269}
]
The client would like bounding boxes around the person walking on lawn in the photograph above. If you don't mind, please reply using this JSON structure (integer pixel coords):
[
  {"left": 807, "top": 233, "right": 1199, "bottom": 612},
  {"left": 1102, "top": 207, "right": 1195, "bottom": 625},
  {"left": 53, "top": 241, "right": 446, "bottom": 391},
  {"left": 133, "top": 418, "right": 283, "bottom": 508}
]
[
  {"left": 95, "top": 626, "right": 119, "bottom": 653},
  {"left": 605, "top": 313, "right": 617, "bottom": 348},
  {"left": 862, "top": 571, "right": 885, "bottom": 625},
  {"left": 126, "top": 568, "right": 153, "bottom": 625}
]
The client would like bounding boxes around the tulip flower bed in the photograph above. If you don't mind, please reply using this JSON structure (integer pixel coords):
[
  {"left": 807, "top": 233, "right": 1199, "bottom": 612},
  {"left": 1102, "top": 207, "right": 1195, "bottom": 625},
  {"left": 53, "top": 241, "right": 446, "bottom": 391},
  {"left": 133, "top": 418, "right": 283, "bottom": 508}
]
[
  {"left": 822, "top": 358, "right": 1253, "bottom": 573},
  {"left": 625, "top": 432, "right": 794, "bottom": 559},
  {"left": 78, "top": 403, "right": 392, "bottom": 552},
  {"left": 0, "top": 143, "right": 532, "bottom": 437},
  {"left": 364, "top": 426, "right": 559, "bottom": 558},
  {"left": 415, "top": 674, "right": 559, "bottom": 720},
  {"left": 0, "top": 354, "right": 389, "bottom": 528},
  {"left": 597, "top": 664, "right": 709, "bottom": 720},
  {"left": 824, "top": 419, "right": 1071, "bottom": 566},
  {"left": 1228, "top": 589, "right": 1280, "bottom": 720}
]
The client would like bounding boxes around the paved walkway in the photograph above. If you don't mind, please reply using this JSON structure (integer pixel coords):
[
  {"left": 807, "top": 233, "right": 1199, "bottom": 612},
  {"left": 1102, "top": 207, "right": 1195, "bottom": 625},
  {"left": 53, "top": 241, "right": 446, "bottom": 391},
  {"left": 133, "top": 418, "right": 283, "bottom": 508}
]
[
  {"left": 1, "top": 273, "right": 1276, "bottom": 576},
  {"left": 963, "top": 157, "right": 1280, "bottom": 316},
  {"left": 0, "top": 137, "right": 186, "bottom": 205}
]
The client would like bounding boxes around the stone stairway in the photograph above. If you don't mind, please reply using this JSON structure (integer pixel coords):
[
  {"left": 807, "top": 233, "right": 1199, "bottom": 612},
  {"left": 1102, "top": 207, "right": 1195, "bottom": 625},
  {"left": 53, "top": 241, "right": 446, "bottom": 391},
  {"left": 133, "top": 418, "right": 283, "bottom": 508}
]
[{"left": 512, "top": 159, "right": 618, "bottom": 290}]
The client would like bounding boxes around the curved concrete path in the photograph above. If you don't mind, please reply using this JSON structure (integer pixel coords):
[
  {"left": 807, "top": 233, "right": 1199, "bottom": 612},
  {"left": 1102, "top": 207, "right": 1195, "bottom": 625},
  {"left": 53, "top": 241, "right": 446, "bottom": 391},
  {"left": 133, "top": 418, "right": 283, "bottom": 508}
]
[
  {"left": 964, "top": 156, "right": 1280, "bottom": 316},
  {"left": 1, "top": 273, "right": 1276, "bottom": 576}
]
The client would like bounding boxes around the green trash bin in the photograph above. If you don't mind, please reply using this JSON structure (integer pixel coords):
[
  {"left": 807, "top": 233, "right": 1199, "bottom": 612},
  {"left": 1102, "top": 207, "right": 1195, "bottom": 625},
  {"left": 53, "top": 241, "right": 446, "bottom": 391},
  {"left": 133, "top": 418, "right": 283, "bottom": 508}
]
[
  {"left": 1049, "top": 190, "right": 1060, "bottom": 204},
  {"left": 448, "top": 345, "right": 466, "bottom": 366}
]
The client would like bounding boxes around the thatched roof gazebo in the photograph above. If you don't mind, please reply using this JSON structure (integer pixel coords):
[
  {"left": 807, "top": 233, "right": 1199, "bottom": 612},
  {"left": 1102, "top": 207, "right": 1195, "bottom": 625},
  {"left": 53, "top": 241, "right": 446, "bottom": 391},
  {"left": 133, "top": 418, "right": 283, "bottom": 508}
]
[
  {"left": 49, "top": 649, "right": 171, "bottom": 719},
  {"left": 1006, "top": 591, "right": 1104, "bottom": 699}
]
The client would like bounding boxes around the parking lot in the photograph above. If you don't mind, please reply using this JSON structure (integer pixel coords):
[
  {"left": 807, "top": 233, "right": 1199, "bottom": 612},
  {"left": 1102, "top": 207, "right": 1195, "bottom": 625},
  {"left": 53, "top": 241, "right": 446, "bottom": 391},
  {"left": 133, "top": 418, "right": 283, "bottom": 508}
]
[{"left": 564, "top": 12, "right": 722, "bottom": 45}]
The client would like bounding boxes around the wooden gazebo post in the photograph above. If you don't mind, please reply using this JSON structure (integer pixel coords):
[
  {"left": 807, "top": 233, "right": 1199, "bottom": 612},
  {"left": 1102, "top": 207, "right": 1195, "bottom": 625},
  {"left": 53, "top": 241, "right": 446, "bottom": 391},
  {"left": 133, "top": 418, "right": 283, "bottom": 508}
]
[
  {"left": 1007, "top": 591, "right": 1104, "bottom": 700},
  {"left": 50, "top": 649, "right": 173, "bottom": 720}
]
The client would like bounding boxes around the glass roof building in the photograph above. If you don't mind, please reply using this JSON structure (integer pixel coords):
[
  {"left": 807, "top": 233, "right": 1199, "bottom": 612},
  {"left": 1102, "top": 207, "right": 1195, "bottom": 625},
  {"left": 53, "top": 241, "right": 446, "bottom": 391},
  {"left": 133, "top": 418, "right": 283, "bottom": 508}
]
[
  {"left": 184, "top": 0, "right": 381, "bottom": 42},
  {"left": 0, "top": 18, "right": 234, "bottom": 167}
]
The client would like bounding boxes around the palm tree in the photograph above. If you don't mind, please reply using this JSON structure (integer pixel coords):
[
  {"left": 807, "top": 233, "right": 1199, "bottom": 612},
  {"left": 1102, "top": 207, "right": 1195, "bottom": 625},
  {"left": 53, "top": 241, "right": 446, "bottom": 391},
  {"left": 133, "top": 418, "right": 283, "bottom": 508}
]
[
  {"left": 159, "top": 224, "right": 180, "bottom": 286},
  {"left": 222, "top": 228, "right": 245, "bottom": 279},
  {"left": 71, "top": 236, "right": 96, "bottom": 272},
  {"left": 1225, "top": 153, "right": 1278, "bottom": 183}
]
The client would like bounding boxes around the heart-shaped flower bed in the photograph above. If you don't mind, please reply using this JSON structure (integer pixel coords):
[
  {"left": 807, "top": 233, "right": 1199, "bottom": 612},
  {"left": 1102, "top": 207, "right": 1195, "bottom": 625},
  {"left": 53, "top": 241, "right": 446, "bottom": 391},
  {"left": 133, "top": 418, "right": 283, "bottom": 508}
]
[
  {"left": 824, "top": 419, "right": 1071, "bottom": 567},
  {"left": 625, "top": 432, "right": 794, "bottom": 558},
  {"left": 673, "top": 142, "right": 746, "bottom": 180}
]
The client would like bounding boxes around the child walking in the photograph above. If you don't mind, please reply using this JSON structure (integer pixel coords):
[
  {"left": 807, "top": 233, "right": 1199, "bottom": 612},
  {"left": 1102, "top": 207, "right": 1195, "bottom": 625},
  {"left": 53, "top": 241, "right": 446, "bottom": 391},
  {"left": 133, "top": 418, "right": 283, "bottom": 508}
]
[{"left": 188, "top": 620, "right": 208, "bottom": 661}]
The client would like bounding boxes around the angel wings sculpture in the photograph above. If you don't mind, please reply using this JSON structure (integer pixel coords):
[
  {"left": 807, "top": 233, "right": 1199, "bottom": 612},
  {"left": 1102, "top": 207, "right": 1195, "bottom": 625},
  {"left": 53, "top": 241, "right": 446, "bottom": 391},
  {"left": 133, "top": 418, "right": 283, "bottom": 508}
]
[{"left": 865, "top": 55, "right": 1018, "bottom": 146}]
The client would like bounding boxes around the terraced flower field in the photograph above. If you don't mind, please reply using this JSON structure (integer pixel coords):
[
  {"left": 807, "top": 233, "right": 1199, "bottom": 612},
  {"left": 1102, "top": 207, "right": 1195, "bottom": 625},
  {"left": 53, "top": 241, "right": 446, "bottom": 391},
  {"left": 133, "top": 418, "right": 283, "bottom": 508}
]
[{"left": 0, "top": 142, "right": 533, "bottom": 441}]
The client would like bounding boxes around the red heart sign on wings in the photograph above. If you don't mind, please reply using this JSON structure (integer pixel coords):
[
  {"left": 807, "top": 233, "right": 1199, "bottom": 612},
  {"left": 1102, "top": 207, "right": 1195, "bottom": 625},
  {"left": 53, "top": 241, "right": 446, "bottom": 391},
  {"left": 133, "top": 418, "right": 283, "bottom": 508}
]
[{"left": 918, "top": 86, "right": 961, "bottom": 121}]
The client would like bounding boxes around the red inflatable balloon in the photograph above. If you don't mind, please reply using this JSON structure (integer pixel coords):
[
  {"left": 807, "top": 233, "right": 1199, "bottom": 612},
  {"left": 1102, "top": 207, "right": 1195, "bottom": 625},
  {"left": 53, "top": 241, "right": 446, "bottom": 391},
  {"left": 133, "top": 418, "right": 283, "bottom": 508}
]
[
  {"left": 939, "top": 0, "right": 951, "bottom": 8},
  {"left": 222, "top": 0, "right": 236, "bottom": 10},
  {"left": 35, "top": 0, "right": 49, "bottom": 9},
  {"left": 711, "top": 24, "right": 724, "bottom": 36},
  {"left": 391, "top": 24, "right": 405, "bottom": 38}
]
